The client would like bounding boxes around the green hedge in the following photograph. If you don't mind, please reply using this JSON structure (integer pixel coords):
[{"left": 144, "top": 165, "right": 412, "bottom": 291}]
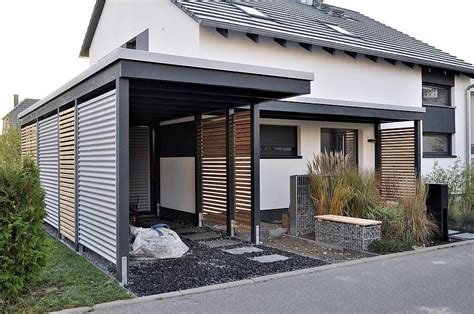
[{"left": 0, "top": 157, "right": 46, "bottom": 299}]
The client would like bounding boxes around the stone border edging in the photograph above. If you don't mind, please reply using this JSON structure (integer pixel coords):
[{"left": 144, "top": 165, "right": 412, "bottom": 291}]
[{"left": 53, "top": 239, "right": 474, "bottom": 313}]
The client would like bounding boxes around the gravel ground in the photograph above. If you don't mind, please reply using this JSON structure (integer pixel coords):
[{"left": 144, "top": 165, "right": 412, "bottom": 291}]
[{"left": 126, "top": 223, "right": 326, "bottom": 296}]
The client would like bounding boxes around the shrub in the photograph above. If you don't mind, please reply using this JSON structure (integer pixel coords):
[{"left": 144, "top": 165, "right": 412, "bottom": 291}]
[
  {"left": 0, "top": 128, "right": 21, "bottom": 167},
  {"left": 424, "top": 159, "right": 474, "bottom": 230},
  {"left": 364, "top": 206, "right": 400, "bottom": 240},
  {"left": 368, "top": 239, "right": 414, "bottom": 254},
  {"left": 0, "top": 137, "right": 46, "bottom": 299}
]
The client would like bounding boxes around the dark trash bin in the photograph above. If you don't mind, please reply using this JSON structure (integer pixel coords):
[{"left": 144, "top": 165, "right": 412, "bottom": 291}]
[{"left": 426, "top": 183, "right": 449, "bottom": 241}]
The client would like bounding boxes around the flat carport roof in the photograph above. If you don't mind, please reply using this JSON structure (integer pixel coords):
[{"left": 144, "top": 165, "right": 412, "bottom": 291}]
[
  {"left": 19, "top": 48, "right": 313, "bottom": 124},
  {"left": 260, "top": 97, "right": 425, "bottom": 123}
]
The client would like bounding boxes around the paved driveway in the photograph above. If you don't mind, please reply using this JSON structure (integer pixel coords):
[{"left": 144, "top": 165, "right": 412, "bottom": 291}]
[{"left": 94, "top": 242, "right": 474, "bottom": 313}]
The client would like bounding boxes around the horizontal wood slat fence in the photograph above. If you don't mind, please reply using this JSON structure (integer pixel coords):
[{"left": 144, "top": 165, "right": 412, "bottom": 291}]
[
  {"left": 380, "top": 127, "right": 416, "bottom": 201},
  {"left": 198, "top": 111, "right": 252, "bottom": 230},
  {"left": 21, "top": 123, "right": 37, "bottom": 161},
  {"left": 59, "top": 107, "right": 76, "bottom": 242}
]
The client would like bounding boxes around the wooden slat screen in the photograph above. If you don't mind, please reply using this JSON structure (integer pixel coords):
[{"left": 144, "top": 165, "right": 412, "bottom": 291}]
[
  {"left": 380, "top": 127, "right": 416, "bottom": 200},
  {"left": 59, "top": 107, "right": 76, "bottom": 242},
  {"left": 233, "top": 111, "right": 251, "bottom": 229},
  {"left": 200, "top": 115, "right": 228, "bottom": 225},
  {"left": 21, "top": 123, "right": 37, "bottom": 161}
]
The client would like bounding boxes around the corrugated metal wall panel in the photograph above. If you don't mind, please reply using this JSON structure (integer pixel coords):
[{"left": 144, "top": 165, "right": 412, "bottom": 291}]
[
  {"left": 129, "top": 126, "right": 150, "bottom": 212},
  {"left": 38, "top": 114, "right": 59, "bottom": 228},
  {"left": 77, "top": 90, "right": 117, "bottom": 264}
]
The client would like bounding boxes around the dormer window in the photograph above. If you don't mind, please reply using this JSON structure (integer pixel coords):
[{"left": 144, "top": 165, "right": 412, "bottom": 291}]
[{"left": 234, "top": 4, "right": 271, "bottom": 20}]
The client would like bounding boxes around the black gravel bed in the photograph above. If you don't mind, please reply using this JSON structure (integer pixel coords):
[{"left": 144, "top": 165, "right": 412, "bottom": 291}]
[{"left": 126, "top": 233, "right": 327, "bottom": 296}]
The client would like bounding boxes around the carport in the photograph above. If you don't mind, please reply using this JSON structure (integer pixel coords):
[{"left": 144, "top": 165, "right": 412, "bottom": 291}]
[{"left": 19, "top": 48, "right": 313, "bottom": 284}]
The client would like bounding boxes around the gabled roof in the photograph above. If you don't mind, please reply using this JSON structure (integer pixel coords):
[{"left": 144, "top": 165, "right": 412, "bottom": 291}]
[
  {"left": 3, "top": 98, "right": 38, "bottom": 128},
  {"left": 172, "top": 0, "right": 474, "bottom": 76}
]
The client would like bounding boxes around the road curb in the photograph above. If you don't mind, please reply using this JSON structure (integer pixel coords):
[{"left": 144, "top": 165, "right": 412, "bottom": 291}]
[{"left": 56, "top": 239, "right": 474, "bottom": 313}]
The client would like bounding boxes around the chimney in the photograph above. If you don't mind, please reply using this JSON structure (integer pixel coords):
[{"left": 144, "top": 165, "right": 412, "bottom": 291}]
[{"left": 13, "top": 94, "right": 19, "bottom": 107}]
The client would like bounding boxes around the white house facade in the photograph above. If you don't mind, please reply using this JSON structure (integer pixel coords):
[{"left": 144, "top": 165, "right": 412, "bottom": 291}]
[
  {"left": 81, "top": 0, "right": 474, "bottom": 215},
  {"left": 18, "top": 0, "right": 474, "bottom": 283}
]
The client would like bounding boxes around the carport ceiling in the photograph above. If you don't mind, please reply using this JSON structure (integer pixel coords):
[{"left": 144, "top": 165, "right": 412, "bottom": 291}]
[{"left": 129, "top": 78, "right": 298, "bottom": 124}]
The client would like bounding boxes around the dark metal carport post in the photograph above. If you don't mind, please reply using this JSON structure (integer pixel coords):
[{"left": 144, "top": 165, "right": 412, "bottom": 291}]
[
  {"left": 374, "top": 122, "right": 382, "bottom": 175},
  {"left": 116, "top": 78, "right": 130, "bottom": 285},
  {"left": 226, "top": 109, "right": 235, "bottom": 237},
  {"left": 195, "top": 113, "right": 203, "bottom": 227},
  {"left": 250, "top": 104, "right": 261, "bottom": 244},
  {"left": 414, "top": 120, "right": 422, "bottom": 177}
]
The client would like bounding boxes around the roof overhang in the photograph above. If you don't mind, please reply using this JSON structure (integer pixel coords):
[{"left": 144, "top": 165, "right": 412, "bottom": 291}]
[
  {"left": 260, "top": 97, "right": 425, "bottom": 123},
  {"left": 19, "top": 48, "right": 313, "bottom": 124},
  {"left": 79, "top": 0, "right": 105, "bottom": 58}
]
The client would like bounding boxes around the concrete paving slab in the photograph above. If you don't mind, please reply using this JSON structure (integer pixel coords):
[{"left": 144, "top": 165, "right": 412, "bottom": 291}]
[
  {"left": 222, "top": 247, "right": 263, "bottom": 255},
  {"left": 182, "top": 232, "right": 221, "bottom": 241},
  {"left": 199, "top": 239, "right": 240, "bottom": 248},
  {"left": 450, "top": 233, "right": 474, "bottom": 240},
  {"left": 250, "top": 254, "right": 290, "bottom": 263}
]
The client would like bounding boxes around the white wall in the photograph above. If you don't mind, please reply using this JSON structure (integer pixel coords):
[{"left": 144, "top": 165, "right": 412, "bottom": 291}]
[
  {"left": 89, "top": 0, "right": 200, "bottom": 64},
  {"left": 160, "top": 157, "right": 195, "bottom": 214},
  {"left": 421, "top": 75, "right": 472, "bottom": 175},
  {"left": 260, "top": 119, "right": 375, "bottom": 210},
  {"left": 198, "top": 28, "right": 422, "bottom": 108}
]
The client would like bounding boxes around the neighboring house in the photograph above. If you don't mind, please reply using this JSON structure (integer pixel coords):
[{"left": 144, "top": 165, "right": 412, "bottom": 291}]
[
  {"left": 17, "top": 0, "right": 474, "bottom": 283},
  {"left": 2, "top": 95, "right": 38, "bottom": 133}
]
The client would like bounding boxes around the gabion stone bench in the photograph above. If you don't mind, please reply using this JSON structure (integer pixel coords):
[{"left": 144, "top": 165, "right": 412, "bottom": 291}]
[{"left": 314, "top": 215, "right": 382, "bottom": 252}]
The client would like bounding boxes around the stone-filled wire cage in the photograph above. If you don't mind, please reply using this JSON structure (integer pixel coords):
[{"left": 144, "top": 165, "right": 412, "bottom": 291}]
[{"left": 289, "top": 175, "right": 315, "bottom": 237}]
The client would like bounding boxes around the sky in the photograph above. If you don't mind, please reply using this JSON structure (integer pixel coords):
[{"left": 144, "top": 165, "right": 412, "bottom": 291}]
[{"left": 0, "top": 0, "right": 473, "bottom": 132}]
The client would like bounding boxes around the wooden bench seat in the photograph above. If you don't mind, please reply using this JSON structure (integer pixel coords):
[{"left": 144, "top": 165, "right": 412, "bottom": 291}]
[{"left": 315, "top": 214, "right": 382, "bottom": 226}]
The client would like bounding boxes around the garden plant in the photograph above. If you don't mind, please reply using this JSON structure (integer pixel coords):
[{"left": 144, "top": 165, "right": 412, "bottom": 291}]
[{"left": 307, "top": 151, "right": 439, "bottom": 254}]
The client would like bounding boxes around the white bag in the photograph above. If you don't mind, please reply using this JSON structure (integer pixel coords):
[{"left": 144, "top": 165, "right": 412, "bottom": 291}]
[{"left": 131, "top": 224, "right": 189, "bottom": 259}]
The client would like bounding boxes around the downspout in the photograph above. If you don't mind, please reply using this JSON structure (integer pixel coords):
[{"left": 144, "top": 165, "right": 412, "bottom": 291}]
[{"left": 466, "top": 84, "right": 474, "bottom": 167}]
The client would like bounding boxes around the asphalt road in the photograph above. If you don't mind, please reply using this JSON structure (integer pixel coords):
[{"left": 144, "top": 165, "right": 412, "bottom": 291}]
[{"left": 94, "top": 242, "right": 474, "bottom": 313}]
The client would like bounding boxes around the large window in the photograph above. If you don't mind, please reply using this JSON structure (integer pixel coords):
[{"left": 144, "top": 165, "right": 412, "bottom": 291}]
[
  {"left": 321, "top": 128, "right": 358, "bottom": 167},
  {"left": 260, "top": 125, "right": 298, "bottom": 158},
  {"left": 422, "top": 84, "right": 451, "bottom": 106},
  {"left": 423, "top": 133, "right": 451, "bottom": 157}
]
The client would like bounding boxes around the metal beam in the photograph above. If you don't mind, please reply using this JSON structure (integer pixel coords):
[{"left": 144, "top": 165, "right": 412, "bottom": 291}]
[
  {"left": 216, "top": 28, "right": 229, "bottom": 38},
  {"left": 365, "top": 55, "right": 378, "bottom": 63},
  {"left": 226, "top": 109, "right": 235, "bottom": 237},
  {"left": 246, "top": 33, "right": 259, "bottom": 43},
  {"left": 345, "top": 51, "right": 357, "bottom": 59},
  {"left": 115, "top": 78, "right": 130, "bottom": 285},
  {"left": 322, "top": 47, "right": 335, "bottom": 55},
  {"left": 195, "top": 114, "right": 203, "bottom": 227},
  {"left": 299, "top": 43, "right": 312, "bottom": 51},
  {"left": 274, "top": 38, "right": 287, "bottom": 47},
  {"left": 21, "top": 63, "right": 120, "bottom": 125},
  {"left": 250, "top": 104, "right": 261, "bottom": 244},
  {"left": 402, "top": 61, "right": 415, "bottom": 69},
  {"left": 121, "top": 60, "right": 310, "bottom": 97}
]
